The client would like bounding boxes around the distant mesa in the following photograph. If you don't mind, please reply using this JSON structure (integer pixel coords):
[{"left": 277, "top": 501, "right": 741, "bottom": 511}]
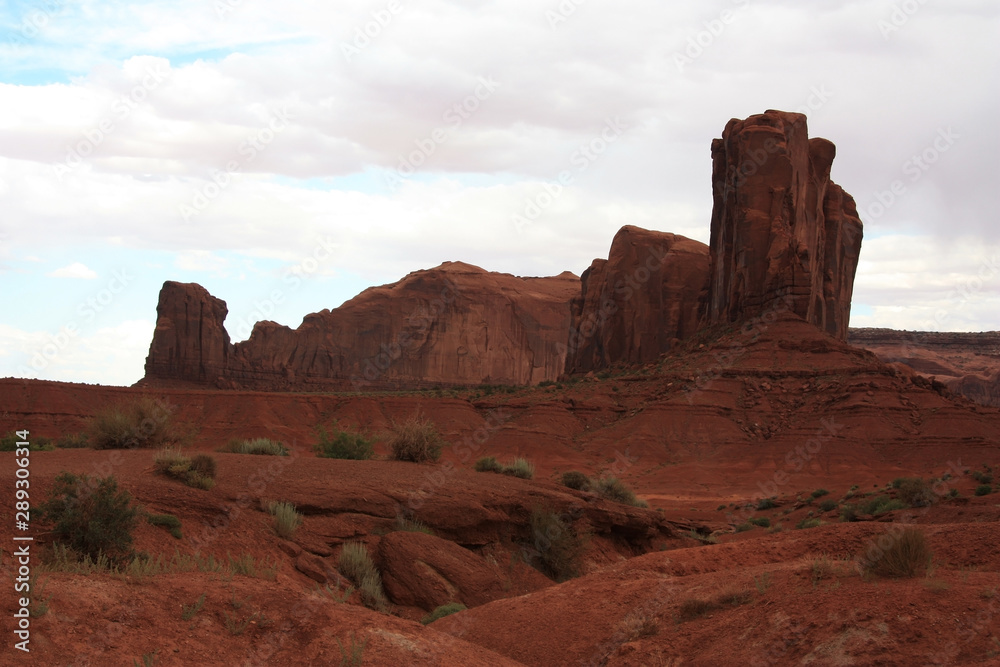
[{"left": 143, "top": 110, "right": 867, "bottom": 391}]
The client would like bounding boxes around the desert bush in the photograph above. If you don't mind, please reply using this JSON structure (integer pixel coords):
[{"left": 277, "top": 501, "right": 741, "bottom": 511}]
[
  {"left": 220, "top": 438, "right": 288, "bottom": 456},
  {"left": 592, "top": 477, "right": 647, "bottom": 508},
  {"left": 859, "top": 495, "right": 906, "bottom": 516},
  {"left": 421, "top": 602, "right": 467, "bottom": 624},
  {"left": 819, "top": 499, "right": 838, "bottom": 513},
  {"left": 386, "top": 415, "right": 443, "bottom": 463},
  {"left": 528, "top": 508, "right": 586, "bottom": 582},
  {"left": 677, "top": 598, "right": 717, "bottom": 622},
  {"left": 147, "top": 513, "right": 183, "bottom": 539},
  {"left": 268, "top": 501, "right": 302, "bottom": 539},
  {"left": 894, "top": 477, "right": 936, "bottom": 507},
  {"left": 859, "top": 527, "right": 932, "bottom": 578},
  {"left": 394, "top": 515, "right": 434, "bottom": 535},
  {"left": 811, "top": 489, "right": 830, "bottom": 499},
  {"left": 734, "top": 522, "right": 754, "bottom": 533},
  {"left": 975, "top": 484, "right": 993, "bottom": 496},
  {"left": 474, "top": 456, "right": 503, "bottom": 473},
  {"left": 502, "top": 457, "right": 535, "bottom": 479},
  {"left": 840, "top": 504, "right": 858, "bottom": 522},
  {"left": 39, "top": 472, "right": 138, "bottom": 563},
  {"left": 756, "top": 498, "right": 777, "bottom": 510},
  {"left": 972, "top": 470, "right": 993, "bottom": 485},
  {"left": 190, "top": 454, "right": 217, "bottom": 480},
  {"left": 56, "top": 432, "right": 90, "bottom": 449},
  {"left": 314, "top": 425, "right": 374, "bottom": 460},
  {"left": 153, "top": 448, "right": 215, "bottom": 490},
  {"left": 748, "top": 517, "right": 770, "bottom": 528},
  {"left": 88, "top": 396, "right": 185, "bottom": 450},
  {"left": 1, "top": 432, "right": 54, "bottom": 451},
  {"left": 796, "top": 518, "right": 822, "bottom": 530},
  {"left": 338, "top": 543, "right": 387, "bottom": 612},
  {"left": 619, "top": 608, "right": 659, "bottom": 639},
  {"left": 562, "top": 471, "right": 591, "bottom": 491}
]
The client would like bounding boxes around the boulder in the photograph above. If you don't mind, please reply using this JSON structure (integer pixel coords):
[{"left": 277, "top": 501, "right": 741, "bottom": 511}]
[{"left": 376, "top": 531, "right": 505, "bottom": 611}]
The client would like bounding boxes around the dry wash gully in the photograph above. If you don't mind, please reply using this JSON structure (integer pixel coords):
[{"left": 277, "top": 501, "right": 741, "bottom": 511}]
[{"left": 11, "top": 430, "right": 34, "bottom": 652}]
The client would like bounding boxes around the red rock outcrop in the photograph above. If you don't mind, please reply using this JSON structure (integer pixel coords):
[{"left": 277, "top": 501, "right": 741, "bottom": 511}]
[
  {"left": 564, "top": 226, "right": 709, "bottom": 374},
  {"left": 142, "top": 262, "right": 579, "bottom": 390},
  {"left": 376, "top": 531, "right": 506, "bottom": 611},
  {"left": 144, "top": 281, "right": 230, "bottom": 385},
  {"left": 708, "top": 110, "right": 863, "bottom": 340}
]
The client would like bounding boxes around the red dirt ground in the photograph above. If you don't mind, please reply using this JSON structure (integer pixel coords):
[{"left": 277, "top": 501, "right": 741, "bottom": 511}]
[{"left": 2, "top": 316, "right": 999, "bottom": 665}]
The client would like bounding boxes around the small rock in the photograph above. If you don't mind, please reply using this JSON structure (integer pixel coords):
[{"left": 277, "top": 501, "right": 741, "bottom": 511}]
[
  {"left": 278, "top": 540, "right": 302, "bottom": 558},
  {"left": 295, "top": 552, "right": 328, "bottom": 584}
]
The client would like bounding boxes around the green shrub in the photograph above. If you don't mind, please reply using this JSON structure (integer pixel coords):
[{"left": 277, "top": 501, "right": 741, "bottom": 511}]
[
  {"left": 220, "top": 438, "right": 288, "bottom": 456},
  {"left": 527, "top": 508, "right": 586, "bottom": 582},
  {"left": 972, "top": 471, "right": 993, "bottom": 485},
  {"left": 147, "top": 513, "right": 183, "bottom": 539},
  {"left": 948, "top": 488, "right": 959, "bottom": 498},
  {"left": 421, "top": 602, "right": 466, "bottom": 624},
  {"left": 592, "top": 477, "right": 647, "bottom": 508},
  {"left": 859, "top": 495, "right": 906, "bottom": 516},
  {"left": 39, "top": 472, "right": 138, "bottom": 563},
  {"left": 819, "top": 500, "right": 838, "bottom": 513},
  {"left": 756, "top": 498, "right": 777, "bottom": 510},
  {"left": 56, "top": 432, "right": 90, "bottom": 449},
  {"left": 840, "top": 504, "right": 858, "bottom": 522},
  {"left": 894, "top": 477, "right": 935, "bottom": 507},
  {"left": 859, "top": 527, "right": 932, "bottom": 578},
  {"left": 796, "top": 518, "right": 822, "bottom": 530},
  {"left": 268, "top": 501, "right": 302, "bottom": 539},
  {"left": 748, "top": 517, "right": 770, "bottom": 528},
  {"left": 338, "top": 543, "right": 387, "bottom": 612},
  {"left": 314, "top": 425, "right": 374, "bottom": 460},
  {"left": 386, "top": 415, "right": 443, "bottom": 463},
  {"left": 811, "top": 489, "right": 830, "bottom": 499},
  {"left": 1, "top": 432, "right": 54, "bottom": 451},
  {"left": 501, "top": 458, "right": 535, "bottom": 480},
  {"left": 734, "top": 522, "right": 754, "bottom": 533},
  {"left": 975, "top": 485, "right": 993, "bottom": 496},
  {"left": 394, "top": 515, "right": 434, "bottom": 535},
  {"left": 474, "top": 456, "right": 503, "bottom": 473},
  {"left": 88, "top": 396, "right": 185, "bottom": 450},
  {"left": 153, "top": 448, "right": 215, "bottom": 490}
]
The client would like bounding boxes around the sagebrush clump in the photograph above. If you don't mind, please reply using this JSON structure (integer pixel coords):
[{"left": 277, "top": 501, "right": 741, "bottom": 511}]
[
  {"left": 153, "top": 448, "right": 216, "bottom": 490},
  {"left": 859, "top": 527, "right": 932, "bottom": 578},
  {"left": 338, "top": 543, "right": 388, "bottom": 612},
  {"left": 220, "top": 438, "right": 288, "bottom": 456},
  {"left": 386, "top": 415, "right": 443, "bottom": 463},
  {"left": 88, "top": 396, "right": 187, "bottom": 450},
  {"left": 526, "top": 508, "right": 586, "bottom": 582},
  {"left": 314, "top": 424, "right": 374, "bottom": 460},
  {"left": 39, "top": 472, "right": 138, "bottom": 564}
]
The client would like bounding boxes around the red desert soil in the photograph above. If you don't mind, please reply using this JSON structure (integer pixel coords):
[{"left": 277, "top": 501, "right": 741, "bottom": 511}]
[{"left": 2, "top": 315, "right": 1000, "bottom": 665}]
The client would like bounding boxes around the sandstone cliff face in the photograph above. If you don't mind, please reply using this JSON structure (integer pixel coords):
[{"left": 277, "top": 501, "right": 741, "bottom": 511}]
[
  {"left": 144, "top": 281, "right": 230, "bottom": 385},
  {"left": 565, "top": 226, "right": 709, "bottom": 374},
  {"left": 142, "top": 263, "right": 579, "bottom": 390},
  {"left": 708, "top": 110, "right": 863, "bottom": 340}
]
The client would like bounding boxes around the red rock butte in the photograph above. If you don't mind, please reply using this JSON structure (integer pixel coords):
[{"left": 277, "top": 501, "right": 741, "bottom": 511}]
[{"left": 142, "top": 110, "right": 863, "bottom": 392}]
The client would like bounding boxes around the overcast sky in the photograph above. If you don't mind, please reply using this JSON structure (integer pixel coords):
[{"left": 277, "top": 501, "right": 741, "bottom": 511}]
[{"left": 1, "top": 0, "right": 998, "bottom": 385}]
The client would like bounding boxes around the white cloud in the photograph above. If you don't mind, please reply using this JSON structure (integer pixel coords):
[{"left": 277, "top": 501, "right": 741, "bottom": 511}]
[
  {"left": 1, "top": 1, "right": 999, "bottom": 384},
  {"left": 48, "top": 262, "right": 98, "bottom": 279},
  {"left": 0, "top": 320, "right": 154, "bottom": 385}
]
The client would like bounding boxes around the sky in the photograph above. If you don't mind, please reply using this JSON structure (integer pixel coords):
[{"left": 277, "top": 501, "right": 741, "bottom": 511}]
[{"left": 0, "top": 0, "right": 998, "bottom": 386}]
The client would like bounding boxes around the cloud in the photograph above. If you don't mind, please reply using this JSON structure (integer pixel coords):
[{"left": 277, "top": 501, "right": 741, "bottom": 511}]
[
  {"left": 48, "top": 262, "right": 98, "bottom": 279},
  {"left": 1, "top": 1, "right": 998, "bottom": 385}
]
